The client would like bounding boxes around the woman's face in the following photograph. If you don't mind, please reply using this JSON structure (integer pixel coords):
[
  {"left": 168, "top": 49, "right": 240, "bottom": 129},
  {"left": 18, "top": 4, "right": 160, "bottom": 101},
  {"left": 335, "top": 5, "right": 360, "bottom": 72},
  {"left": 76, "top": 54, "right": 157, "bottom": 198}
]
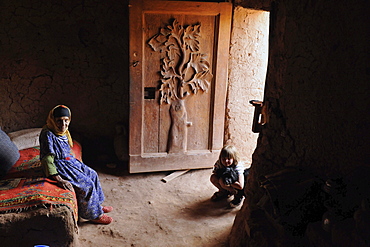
[
  {"left": 55, "top": 116, "right": 70, "bottom": 132},
  {"left": 221, "top": 157, "right": 234, "bottom": 167}
]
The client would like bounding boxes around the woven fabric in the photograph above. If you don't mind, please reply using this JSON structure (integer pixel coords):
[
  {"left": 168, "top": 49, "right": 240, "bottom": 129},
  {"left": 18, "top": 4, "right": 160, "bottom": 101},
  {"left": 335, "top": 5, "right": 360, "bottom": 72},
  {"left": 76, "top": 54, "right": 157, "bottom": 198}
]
[
  {"left": 0, "top": 177, "right": 78, "bottom": 223},
  {"left": 0, "top": 178, "right": 22, "bottom": 190},
  {"left": 0, "top": 142, "right": 82, "bottom": 223},
  {"left": 5, "top": 147, "right": 43, "bottom": 179},
  {"left": 5, "top": 141, "right": 82, "bottom": 179}
]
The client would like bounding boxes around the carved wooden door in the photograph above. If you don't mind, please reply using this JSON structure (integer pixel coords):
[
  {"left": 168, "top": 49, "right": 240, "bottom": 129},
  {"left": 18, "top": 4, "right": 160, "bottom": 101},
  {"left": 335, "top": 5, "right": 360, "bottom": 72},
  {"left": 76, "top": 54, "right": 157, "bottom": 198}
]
[{"left": 129, "top": 0, "right": 232, "bottom": 173}]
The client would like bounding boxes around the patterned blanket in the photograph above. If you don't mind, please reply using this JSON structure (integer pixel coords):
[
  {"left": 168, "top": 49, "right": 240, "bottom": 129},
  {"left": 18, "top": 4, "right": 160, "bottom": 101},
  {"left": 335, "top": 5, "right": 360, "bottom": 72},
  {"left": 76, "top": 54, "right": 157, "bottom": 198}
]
[
  {"left": 0, "top": 177, "right": 77, "bottom": 220},
  {"left": 4, "top": 147, "right": 43, "bottom": 179},
  {"left": 5, "top": 141, "right": 82, "bottom": 179},
  {"left": 0, "top": 145, "right": 80, "bottom": 223}
]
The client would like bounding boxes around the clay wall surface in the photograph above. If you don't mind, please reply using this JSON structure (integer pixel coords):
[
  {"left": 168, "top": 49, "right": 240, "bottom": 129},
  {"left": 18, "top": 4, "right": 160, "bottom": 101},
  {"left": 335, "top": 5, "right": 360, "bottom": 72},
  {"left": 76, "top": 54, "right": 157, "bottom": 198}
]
[
  {"left": 256, "top": 0, "right": 369, "bottom": 178},
  {"left": 0, "top": 0, "right": 129, "bottom": 137},
  {"left": 230, "top": 0, "right": 369, "bottom": 245},
  {"left": 226, "top": 7, "right": 269, "bottom": 165}
]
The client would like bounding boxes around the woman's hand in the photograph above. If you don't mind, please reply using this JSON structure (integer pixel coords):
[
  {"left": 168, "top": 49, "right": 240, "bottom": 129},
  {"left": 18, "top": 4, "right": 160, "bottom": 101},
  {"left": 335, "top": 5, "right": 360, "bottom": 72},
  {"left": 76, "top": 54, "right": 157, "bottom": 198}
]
[{"left": 51, "top": 175, "right": 74, "bottom": 192}]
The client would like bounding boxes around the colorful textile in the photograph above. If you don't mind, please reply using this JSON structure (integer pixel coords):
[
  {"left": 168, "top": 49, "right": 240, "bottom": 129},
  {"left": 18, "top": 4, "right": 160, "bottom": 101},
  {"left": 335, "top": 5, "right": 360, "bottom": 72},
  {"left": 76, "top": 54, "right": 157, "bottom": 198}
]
[
  {"left": 53, "top": 105, "right": 71, "bottom": 118},
  {"left": 5, "top": 142, "right": 82, "bottom": 179},
  {"left": 1, "top": 143, "right": 81, "bottom": 223},
  {"left": 40, "top": 128, "right": 104, "bottom": 220},
  {"left": 0, "top": 177, "right": 78, "bottom": 222},
  {"left": 0, "top": 178, "right": 22, "bottom": 190},
  {"left": 5, "top": 147, "right": 43, "bottom": 179}
]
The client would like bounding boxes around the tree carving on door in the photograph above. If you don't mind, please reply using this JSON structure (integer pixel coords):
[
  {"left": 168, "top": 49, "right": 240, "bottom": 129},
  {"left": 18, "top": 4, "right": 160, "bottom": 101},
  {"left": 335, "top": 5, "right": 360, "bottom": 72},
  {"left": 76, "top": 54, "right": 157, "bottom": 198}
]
[{"left": 148, "top": 19, "right": 213, "bottom": 154}]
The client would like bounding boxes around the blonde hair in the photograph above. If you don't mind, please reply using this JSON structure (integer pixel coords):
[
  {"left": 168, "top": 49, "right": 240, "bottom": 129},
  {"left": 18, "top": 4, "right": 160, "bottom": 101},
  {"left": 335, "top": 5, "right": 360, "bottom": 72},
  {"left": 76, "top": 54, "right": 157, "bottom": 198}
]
[{"left": 218, "top": 145, "right": 239, "bottom": 166}]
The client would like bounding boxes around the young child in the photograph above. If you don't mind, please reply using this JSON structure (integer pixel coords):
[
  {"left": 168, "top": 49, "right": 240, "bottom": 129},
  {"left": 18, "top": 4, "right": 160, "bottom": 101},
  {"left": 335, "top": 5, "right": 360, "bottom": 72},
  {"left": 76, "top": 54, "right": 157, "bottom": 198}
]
[{"left": 210, "top": 145, "right": 245, "bottom": 207}]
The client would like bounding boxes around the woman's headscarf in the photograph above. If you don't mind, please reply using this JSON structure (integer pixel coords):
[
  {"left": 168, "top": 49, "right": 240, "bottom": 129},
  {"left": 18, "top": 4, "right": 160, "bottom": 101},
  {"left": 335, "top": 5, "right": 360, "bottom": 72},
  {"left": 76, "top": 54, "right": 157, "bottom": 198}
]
[{"left": 45, "top": 105, "right": 73, "bottom": 147}]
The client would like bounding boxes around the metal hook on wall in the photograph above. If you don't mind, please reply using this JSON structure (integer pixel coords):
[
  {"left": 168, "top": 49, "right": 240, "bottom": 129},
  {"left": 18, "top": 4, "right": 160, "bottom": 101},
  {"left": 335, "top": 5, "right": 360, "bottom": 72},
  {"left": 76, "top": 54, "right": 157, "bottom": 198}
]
[
  {"left": 131, "top": 61, "right": 140, "bottom": 67},
  {"left": 249, "top": 100, "right": 267, "bottom": 133}
]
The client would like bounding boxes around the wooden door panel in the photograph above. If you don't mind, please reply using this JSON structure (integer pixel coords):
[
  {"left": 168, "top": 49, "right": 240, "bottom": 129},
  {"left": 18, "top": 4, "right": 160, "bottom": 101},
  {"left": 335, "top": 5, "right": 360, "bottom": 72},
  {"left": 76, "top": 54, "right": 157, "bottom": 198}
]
[
  {"left": 129, "top": 0, "right": 232, "bottom": 173},
  {"left": 186, "top": 90, "right": 211, "bottom": 151},
  {"left": 159, "top": 104, "right": 170, "bottom": 153}
]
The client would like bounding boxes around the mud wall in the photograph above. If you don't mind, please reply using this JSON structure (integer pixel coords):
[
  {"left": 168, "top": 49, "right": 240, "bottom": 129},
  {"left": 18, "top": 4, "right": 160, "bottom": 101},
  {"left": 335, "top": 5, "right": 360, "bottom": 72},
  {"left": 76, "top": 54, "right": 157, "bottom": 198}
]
[
  {"left": 0, "top": 0, "right": 129, "bottom": 138},
  {"left": 230, "top": 0, "right": 369, "bottom": 245},
  {"left": 226, "top": 7, "right": 269, "bottom": 165}
]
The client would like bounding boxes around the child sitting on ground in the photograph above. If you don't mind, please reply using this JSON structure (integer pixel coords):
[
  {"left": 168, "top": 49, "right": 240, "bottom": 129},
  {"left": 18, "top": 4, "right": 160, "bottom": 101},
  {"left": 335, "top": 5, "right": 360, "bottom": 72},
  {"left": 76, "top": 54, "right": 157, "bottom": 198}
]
[{"left": 210, "top": 145, "right": 245, "bottom": 207}]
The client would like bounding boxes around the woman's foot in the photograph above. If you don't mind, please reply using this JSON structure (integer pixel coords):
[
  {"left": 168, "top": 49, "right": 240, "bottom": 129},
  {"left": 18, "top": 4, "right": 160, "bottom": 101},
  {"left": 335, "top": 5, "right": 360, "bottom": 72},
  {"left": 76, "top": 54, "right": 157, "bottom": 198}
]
[
  {"left": 91, "top": 214, "right": 113, "bottom": 224},
  {"left": 211, "top": 190, "right": 231, "bottom": 201},
  {"left": 102, "top": 206, "right": 114, "bottom": 213}
]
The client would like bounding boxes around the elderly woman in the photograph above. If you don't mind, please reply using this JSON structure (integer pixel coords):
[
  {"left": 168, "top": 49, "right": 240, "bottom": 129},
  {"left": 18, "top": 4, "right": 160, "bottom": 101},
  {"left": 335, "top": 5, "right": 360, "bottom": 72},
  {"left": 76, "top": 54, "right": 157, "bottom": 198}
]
[{"left": 39, "top": 105, "right": 113, "bottom": 224}]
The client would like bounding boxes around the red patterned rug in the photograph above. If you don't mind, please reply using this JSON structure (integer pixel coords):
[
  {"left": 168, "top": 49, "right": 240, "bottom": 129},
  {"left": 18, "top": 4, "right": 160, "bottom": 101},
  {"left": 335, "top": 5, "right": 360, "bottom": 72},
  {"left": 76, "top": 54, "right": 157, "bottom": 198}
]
[
  {"left": 0, "top": 144, "right": 81, "bottom": 223},
  {"left": 0, "top": 177, "right": 78, "bottom": 221},
  {"left": 5, "top": 147, "right": 43, "bottom": 179},
  {"left": 5, "top": 141, "right": 82, "bottom": 179}
]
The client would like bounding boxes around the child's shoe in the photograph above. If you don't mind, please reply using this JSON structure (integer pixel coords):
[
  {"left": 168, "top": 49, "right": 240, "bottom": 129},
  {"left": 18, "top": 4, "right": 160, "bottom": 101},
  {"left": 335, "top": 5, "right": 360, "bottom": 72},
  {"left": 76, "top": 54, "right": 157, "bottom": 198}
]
[
  {"left": 211, "top": 190, "right": 231, "bottom": 201},
  {"left": 230, "top": 195, "right": 243, "bottom": 207},
  {"left": 230, "top": 189, "right": 244, "bottom": 207}
]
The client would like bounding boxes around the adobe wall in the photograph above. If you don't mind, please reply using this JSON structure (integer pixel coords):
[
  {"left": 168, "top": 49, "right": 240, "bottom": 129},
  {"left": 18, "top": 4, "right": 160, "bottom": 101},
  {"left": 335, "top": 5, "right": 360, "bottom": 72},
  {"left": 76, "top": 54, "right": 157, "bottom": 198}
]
[
  {"left": 0, "top": 0, "right": 129, "bottom": 138},
  {"left": 230, "top": 0, "right": 369, "bottom": 245},
  {"left": 226, "top": 7, "right": 269, "bottom": 165}
]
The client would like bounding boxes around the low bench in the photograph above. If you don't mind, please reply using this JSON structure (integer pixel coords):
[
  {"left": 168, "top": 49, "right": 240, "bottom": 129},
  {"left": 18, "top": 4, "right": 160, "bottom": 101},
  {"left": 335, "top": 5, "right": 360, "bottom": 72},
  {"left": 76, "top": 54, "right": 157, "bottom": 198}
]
[{"left": 0, "top": 128, "right": 81, "bottom": 247}]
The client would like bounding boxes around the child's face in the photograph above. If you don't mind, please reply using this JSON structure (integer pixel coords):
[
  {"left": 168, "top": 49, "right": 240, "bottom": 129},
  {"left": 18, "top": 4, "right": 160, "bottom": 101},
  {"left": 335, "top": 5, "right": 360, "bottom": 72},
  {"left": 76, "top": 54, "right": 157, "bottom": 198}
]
[{"left": 221, "top": 157, "right": 234, "bottom": 167}]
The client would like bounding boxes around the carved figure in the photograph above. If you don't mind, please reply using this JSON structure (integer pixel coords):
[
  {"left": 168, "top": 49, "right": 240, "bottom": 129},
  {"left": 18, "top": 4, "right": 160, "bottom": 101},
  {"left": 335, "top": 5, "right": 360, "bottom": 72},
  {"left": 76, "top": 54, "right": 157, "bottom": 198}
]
[{"left": 148, "top": 19, "right": 213, "bottom": 153}]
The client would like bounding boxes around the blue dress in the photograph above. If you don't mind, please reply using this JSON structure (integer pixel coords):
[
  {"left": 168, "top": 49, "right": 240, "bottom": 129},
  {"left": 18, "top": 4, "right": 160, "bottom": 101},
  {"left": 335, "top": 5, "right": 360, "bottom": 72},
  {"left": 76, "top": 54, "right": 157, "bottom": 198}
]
[{"left": 39, "top": 128, "right": 104, "bottom": 220}]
